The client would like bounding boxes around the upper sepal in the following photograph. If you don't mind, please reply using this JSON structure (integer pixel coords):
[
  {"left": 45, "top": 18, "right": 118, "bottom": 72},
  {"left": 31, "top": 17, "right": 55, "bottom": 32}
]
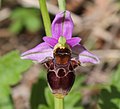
[{"left": 52, "top": 11, "right": 73, "bottom": 39}]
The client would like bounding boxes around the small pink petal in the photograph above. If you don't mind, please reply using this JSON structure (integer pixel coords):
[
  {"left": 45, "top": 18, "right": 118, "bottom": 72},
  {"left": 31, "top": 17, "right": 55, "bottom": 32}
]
[
  {"left": 67, "top": 37, "right": 81, "bottom": 47},
  {"left": 43, "top": 37, "right": 58, "bottom": 48}
]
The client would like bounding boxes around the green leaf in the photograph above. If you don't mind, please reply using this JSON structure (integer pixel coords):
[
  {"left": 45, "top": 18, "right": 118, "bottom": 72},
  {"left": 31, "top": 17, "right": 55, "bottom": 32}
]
[
  {"left": 98, "top": 64, "right": 120, "bottom": 109},
  {"left": 0, "top": 50, "right": 32, "bottom": 85},
  {"left": 45, "top": 88, "right": 54, "bottom": 109},
  {"left": 72, "top": 107, "right": 83, "bottom": 109},
  {"left": 9, "top": 20, "right": 23, "bottom": 34},
  {"left": 38, "top": 105, "right": 49, "bottom": 109},
  {"left": 0, "top": 85, "right": 11, "bottom": 99},
  {"left": 0, "top": 96, "right": 13, "bottom": 109},
  {"left": 0, "top": 50, "right": 32, "bottom": 108},
  {"left": 111, "top": 64, "right": 120, "bottom": 90},
  {"left": 72, "top": 75, "right": 85, "bottom": 90},
  {"left": 25, "top": 15, "right": 42, "bottom": 33},
  {"left": 111, "top": 99, "right": 120, "bottom": 109},
  {"left": 10, "top": 8, "right": 26, "bottom": 20},
  {"left": 30, "top": 77, "right": 47, "bottom": 109},
  {"left": 99, "top": 85, "right": 120, "bottom": 109},
  {"left": 9, "top": 7, "right": 42, "bottom": 34},
  {"left": 64, "top": 75, "right": 85, "bottom": 109},
  {"left": 65, "top": 91, "right": 82, "bottom": 109}
]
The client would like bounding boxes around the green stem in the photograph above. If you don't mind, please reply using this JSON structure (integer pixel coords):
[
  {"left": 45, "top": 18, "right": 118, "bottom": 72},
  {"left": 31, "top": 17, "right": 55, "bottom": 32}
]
[
  {"left": 38, "top": 0, "right": 52, "bottom": 36},
  {"left": 58, "top": 0, "right": 66, "bottom": 11},
  {"left": 0, "top": 0, "right": 1, "bottom": 8},
  {"left": 54, "top": 97, "right": 64, "bottom": 109}
]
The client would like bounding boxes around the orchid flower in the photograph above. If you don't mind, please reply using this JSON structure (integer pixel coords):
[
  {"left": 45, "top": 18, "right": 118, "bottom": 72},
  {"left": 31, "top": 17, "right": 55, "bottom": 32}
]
[{"left": 21, "top": 11, "right": 99, "bottom": 98}]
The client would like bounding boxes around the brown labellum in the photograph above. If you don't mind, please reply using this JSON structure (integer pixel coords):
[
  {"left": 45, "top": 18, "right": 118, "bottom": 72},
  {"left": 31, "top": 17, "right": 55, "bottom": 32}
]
[{"left": 44, "top": 47, "right": 79, "bottom": 98}]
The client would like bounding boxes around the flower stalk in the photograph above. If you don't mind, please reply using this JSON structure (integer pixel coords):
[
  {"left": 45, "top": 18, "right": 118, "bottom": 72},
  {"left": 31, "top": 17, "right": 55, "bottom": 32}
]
[
  {"left": 58, "top": 0, "right": 66, "bottom": 11},
  {"left": 38, "top": 0, "right": 52, "bottom": 36},
  {"left": 54, "top": 96, "right": 64, "bottom": 109}
]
